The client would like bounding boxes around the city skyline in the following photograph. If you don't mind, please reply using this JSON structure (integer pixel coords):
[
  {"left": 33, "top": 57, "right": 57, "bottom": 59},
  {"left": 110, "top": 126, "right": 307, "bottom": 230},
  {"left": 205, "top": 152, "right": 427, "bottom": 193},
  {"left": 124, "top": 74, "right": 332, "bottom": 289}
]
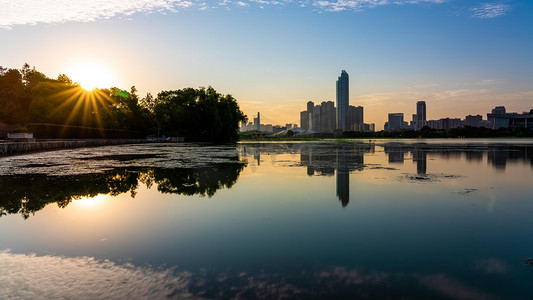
[{"left": 2, "top": 1, "right": 532, "bottom": 129}]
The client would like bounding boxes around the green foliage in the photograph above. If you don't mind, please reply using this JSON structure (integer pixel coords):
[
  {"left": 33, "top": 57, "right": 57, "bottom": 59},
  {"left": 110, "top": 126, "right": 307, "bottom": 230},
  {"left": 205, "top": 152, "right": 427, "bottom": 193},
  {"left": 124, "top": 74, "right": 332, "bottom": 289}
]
[
  {"left": 0, "top": 64, "right": 246, "bottom": 142},
  {"left": 154, "top": 86, "right": 247, "bottom": 142}
]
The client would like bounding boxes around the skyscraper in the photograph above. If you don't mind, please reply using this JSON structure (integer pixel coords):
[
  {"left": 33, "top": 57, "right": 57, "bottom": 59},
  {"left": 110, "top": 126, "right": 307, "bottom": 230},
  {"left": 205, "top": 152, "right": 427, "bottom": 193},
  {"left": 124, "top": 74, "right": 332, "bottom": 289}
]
[
  {"left": 300, "top": 111, "right": 309, "bottom": 130},
  {"left": 320, "top": 101, "right": 336, "bottom": 132},
  {"left": 416, "top": 101, "right": 426, "bottom": 129},
  {"left": 388, "top": 113, "right": 404, "bottom": 131},
  {"left": 254, "top": 112, "right": 260, "bottom": 131},
  {"left": 336, "top": 70, "right": 349, "bottom": 131}
]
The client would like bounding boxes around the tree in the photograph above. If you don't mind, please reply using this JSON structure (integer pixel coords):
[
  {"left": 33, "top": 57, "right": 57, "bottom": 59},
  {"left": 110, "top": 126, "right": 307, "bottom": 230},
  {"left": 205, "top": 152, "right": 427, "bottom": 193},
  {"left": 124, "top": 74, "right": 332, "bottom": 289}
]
[{"left": 153, "top": 86, "right": 247, "bottom": 142}]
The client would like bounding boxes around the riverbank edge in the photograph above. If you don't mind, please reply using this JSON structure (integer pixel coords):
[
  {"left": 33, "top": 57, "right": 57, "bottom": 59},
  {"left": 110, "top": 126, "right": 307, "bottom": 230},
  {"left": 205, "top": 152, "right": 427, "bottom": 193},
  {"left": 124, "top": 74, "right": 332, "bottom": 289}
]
[
  {"left": 0, "top": 139, "right": 154, "bottom": 156},
  {"left": 239, "top": 136, "right": 533, "bottom": 142}
]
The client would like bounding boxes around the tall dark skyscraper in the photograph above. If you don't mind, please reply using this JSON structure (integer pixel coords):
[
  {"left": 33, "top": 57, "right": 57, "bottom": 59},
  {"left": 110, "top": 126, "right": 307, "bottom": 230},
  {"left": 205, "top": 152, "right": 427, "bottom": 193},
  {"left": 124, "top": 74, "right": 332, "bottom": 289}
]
[
  {"left": 416, "top": 101, "right": 426, "bottom": 129},
  {"left": 336, "top": 70, "right": 349, "bottom": 131}
]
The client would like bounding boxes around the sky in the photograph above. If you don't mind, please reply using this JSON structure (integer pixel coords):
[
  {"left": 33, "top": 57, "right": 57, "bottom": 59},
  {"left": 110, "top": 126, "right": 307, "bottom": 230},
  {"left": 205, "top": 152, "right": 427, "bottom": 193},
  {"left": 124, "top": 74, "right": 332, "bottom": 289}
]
[{"left": 1, "top": 0, "right": 532, "bottom": 129}]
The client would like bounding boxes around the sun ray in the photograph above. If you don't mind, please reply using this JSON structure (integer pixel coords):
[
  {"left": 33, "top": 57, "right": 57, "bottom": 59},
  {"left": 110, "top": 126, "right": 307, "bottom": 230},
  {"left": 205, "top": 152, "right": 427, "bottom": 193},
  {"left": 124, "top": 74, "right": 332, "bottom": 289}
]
[
  {"left": 48, "top": 87, "right": 84, "bottom": 116},
  {"left": 63, "top": 90, "right": 89, "bottom": 127}
]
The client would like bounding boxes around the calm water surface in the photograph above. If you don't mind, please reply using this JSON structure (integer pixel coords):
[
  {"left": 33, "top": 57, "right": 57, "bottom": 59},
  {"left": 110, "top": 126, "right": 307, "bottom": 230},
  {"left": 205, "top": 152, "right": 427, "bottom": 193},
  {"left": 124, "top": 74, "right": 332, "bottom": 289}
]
[{"left": 1, "top": 140, "right": 532, "bottom": 299}]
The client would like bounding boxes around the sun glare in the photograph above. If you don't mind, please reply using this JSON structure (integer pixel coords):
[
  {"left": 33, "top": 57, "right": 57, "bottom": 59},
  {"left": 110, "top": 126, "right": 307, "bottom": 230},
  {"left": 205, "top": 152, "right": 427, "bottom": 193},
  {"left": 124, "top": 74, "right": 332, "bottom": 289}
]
[
  {"left": 74, "top": 194, "right": 108, "bottom": 209},
  {"left": 67, "top": 61, "right": 117, "bottom": 91}
]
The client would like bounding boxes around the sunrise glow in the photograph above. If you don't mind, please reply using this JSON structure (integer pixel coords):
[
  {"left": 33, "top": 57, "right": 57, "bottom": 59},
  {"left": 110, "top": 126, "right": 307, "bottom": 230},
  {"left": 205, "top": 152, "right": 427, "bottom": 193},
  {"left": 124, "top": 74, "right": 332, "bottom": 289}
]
[{"left": 67, "top": 61, "right": 117, "bottom": 91}]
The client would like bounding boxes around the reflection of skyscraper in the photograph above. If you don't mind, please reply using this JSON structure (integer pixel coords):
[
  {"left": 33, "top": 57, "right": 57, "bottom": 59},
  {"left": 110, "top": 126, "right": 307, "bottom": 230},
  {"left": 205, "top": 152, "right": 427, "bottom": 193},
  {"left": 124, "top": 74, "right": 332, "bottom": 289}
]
[
  {"left": 336, "top": 148, "right": 349, "bottom": 207},
  {"left": 297, "top": 143, "right": 369, "bottom": 207},
  {"left": 465, "top": 151, "right": 483, "bottom": 162},
  {"left": 488, "top": 149, "right": 507, "bottom": 170},
  {"left": 388, "top": 151, "right": 405, "bottom": 163},
  {"left": 413, "top": 148, "right": 427, "bottom": 175},
  {"left": 336, "top": 70, "right": 349, "bottom": 131}
]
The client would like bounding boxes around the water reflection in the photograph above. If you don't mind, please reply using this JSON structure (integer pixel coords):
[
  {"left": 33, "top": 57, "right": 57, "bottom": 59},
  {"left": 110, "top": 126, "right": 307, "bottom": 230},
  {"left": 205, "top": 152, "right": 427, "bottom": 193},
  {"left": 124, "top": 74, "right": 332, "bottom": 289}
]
[
  {"left": 380, "top": 143, "right": 533, "bottom": 171},
  {"left": 2, "top": 141, "right": 533, "bottom": 299},
  {"left": 298, "top": 143, "right": 370, "bottom": 207},
  {"left": 0, "top": 249, "right": 505, "bottom": 300},
  {"left": 0, "top": 162, "right": 245, "bottom": 219},
  {"left": 242, "top": 141, "right": 533, "bottom": 207}
]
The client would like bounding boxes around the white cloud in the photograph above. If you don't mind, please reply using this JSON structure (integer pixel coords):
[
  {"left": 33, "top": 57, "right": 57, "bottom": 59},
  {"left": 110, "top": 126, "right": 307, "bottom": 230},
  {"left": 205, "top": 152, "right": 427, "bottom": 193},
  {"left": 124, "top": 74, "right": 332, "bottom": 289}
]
[
  {"left": 311, "top": 0, "right": 446, "bottom": 13},
  {"left": 471, "top": 2, "right": 510, "bottom": 18},
  {"left": 0, "top": 0, "right": 503, "bottom": 28},
  {"left": 477, "top": 79, "right": 507, "bottom": 85},
  {"left": 0, "top": 0, "right": 451, "bottom": 28},
  {"left": 0, "top": 0, "right": 197, "bottom": 29}
]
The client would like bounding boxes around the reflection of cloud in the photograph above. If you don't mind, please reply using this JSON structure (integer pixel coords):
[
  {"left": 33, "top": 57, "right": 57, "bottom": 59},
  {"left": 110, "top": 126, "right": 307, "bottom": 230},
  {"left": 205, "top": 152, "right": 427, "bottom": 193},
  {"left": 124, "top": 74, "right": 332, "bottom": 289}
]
[
  {"left": 475, "top": 258, "right": 509, "bottom": 275},
  {"left": 471, "top": 2, "right": 510, "bottom": 18},
  {"left": 1, "top": 251, "right": 502, "bottom": 299},
  {"left": 0, "top": 250, "right": 197, "bottom": 300},
  {"left": 420, "top": 274, "right": 494, "bottom": 300},
  {"left": 317, "top": 266, "right": 389, "bottom": 285}
]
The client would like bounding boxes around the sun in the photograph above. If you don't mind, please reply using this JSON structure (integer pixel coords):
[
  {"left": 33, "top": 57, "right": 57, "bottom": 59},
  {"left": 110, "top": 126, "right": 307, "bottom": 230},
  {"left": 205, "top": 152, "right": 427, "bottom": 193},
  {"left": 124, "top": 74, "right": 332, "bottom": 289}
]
[
  {"left": 74, "top": 194, "right": 108, "bottom": 209},
  {"left": 67, "top": 60, "right": 117, "bottom": 90}
]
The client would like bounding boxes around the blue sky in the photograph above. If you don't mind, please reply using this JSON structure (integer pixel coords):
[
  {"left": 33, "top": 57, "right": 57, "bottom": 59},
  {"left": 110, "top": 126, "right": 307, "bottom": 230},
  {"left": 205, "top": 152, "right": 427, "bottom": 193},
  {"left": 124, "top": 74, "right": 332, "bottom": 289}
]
[{"left": 1, "top": 0, "right": 532, "bottom": 128}]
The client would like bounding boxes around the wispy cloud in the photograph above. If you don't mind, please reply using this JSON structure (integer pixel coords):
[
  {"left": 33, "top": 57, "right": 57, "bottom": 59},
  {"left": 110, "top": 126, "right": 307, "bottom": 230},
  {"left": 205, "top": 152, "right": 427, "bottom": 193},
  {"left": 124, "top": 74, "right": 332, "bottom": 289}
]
[
  {"left": 0, "top": 0, "right": 196, "bottom": 29},
  {"left": 0, "top": 0, "right": 510, "bottom": 29},
  {"left": 312, "top": 0, "right": 446, "bottom": 13},
  {"left": 477, "top": 79, "right": 506, "bottom": 85},
  {"left": 0, "top": 0, "right": 451, "bottom": 28},
  {"left": 471, "top": 2, "right": 510, "bottom": 18}
]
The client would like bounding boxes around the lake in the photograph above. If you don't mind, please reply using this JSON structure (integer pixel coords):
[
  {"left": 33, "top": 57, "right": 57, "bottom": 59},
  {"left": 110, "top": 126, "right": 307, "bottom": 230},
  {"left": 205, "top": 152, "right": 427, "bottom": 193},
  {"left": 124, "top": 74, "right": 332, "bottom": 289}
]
[{"left": 1, "top": 140, "right": 532, "bottom": 299}]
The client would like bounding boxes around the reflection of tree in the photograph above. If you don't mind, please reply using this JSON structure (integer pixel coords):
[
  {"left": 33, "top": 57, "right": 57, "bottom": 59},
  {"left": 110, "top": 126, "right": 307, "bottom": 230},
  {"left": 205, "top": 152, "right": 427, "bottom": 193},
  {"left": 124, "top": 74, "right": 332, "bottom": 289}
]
[
  {"left": 0, "top": 162, "right": 245, "bottom": 219},
  {"left": 152, "top": 163, "right": 245, "bottom": 197}
]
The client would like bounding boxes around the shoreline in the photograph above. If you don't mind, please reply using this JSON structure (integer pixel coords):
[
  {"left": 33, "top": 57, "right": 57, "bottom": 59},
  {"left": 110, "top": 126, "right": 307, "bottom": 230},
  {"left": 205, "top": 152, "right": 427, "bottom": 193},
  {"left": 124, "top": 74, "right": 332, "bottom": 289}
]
[{"left": 0, "top": 139, "right": 154, "bottom": 157}]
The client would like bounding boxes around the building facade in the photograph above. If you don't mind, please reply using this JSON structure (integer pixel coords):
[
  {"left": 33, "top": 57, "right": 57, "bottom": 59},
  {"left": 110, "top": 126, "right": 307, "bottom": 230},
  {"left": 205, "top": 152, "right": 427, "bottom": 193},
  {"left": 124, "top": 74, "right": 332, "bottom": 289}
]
[
  {"left": 388, "top": 113, "right": 404, "bottom": 131},
  {"left": 416, "top": 101, "right": 426, "bottom": 129},
  {"left": 336, "top": 70, "right": 349, "bottom": 131}
]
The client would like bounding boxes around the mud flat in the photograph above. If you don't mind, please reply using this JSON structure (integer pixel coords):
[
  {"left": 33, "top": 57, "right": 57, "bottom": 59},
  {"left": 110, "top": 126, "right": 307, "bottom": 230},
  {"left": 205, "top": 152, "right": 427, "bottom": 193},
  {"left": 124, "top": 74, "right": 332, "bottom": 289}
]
[{"left": 0, "top": 139, "right": 152, "bottom": 156}]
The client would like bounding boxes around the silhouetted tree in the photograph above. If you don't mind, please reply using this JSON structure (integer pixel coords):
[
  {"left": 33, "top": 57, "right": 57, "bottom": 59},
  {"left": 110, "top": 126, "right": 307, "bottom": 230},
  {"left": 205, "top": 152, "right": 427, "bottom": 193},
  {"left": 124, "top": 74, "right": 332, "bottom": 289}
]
[{"left": 154, "top": 86, "right": 247, "bottom": 142}]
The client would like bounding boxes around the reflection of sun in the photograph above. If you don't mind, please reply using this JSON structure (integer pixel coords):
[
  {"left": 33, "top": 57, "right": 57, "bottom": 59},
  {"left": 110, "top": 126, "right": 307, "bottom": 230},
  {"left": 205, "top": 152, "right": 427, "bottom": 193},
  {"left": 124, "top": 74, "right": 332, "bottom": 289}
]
[
  {"left": 75, "top": 194, "right": 108, "bottom": 209},
  {"left": 67, "top": 60, "right": 117, "bottom": 90}
]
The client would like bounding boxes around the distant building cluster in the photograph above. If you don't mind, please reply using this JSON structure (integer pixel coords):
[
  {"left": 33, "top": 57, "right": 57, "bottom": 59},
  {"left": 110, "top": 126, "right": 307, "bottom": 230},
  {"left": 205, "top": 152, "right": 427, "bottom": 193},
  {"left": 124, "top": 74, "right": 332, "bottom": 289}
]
[
  {"left": 488, "top": 106, "right": 533, "bottom": 130},
  {"left": 240, "top": 70, "right": 375, "bottom": 134},
  {"left": 240, "top": 112, "right": 298, "bottom": 134},
  {"left": 299, "top": 70, "right": 374, "bottom": 133},
  {"left": 240, "top": 69, "right": 533, "bottom": 134},
  {"left": 384, "top": 101, "right": 533, "bottom": 131}
]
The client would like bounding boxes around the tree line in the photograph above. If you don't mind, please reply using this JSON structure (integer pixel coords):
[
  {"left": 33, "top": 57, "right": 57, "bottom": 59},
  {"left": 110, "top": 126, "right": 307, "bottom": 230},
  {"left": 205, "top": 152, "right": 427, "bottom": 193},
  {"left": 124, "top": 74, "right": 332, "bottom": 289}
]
[{"left": 0, "top": 64, "right": 247, "bottom": 142}]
